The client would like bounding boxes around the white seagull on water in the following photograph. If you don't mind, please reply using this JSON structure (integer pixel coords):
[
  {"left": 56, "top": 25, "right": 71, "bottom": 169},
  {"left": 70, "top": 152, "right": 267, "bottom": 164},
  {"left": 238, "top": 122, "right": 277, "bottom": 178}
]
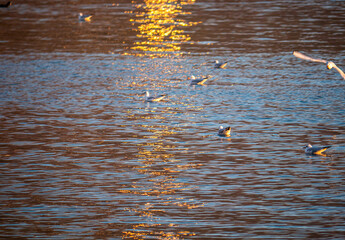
[
  {"left": 79, "top": 13, "right": 93, "bottom": 22},
  {"left": 144, "top": 91, "right": 166, "bottom": 102},
  {"left": 218, "top": 126, "right": 231, "bottom": 137},
  {"left": 214, "top": 60, "right": 228, "bottom": 69},
  {"left": 293, "top": 51, "right": 345, "bottom": 80},
  {"left": 304, "top": 144, "right": 331, "bottom": 155},
  {"left": 190, "top": 75, "right": 211, "bottom": 86}
]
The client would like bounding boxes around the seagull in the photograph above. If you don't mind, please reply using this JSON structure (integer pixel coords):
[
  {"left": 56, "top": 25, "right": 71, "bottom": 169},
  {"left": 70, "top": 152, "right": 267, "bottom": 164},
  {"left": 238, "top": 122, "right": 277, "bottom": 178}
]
[
  {"left": 79, "top": 13, "right": 93, "bottom": 22},
  {"left": 0, "top": 1, "right": 11, "bottom": 7},
  {"left": 190, "top": 75, "right": 211, "bottom": 85},
  {"left": 293, "top": 51, "right": 345, "bottom": 80},
  {"left": 327, "top": 61, "right": 345, "bottom": 79},
  {"left": 214, "top": 60, "right": 228, "bottom": 69},
  {"left": 144, "top": 91, "right": 166, "bottom": 102},
  {"left": 304, "top": 144, "right": 331, "bottom": 155},
  {"left": 218, "top": 126, "right": 231, "bottom": 137}
]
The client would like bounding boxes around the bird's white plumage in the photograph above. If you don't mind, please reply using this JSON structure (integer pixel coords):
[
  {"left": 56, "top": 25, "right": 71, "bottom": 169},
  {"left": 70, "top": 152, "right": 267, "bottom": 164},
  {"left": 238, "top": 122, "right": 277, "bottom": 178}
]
[
  {"left": 214, "top": 60, "right": 228, "bottom": 69},
  {"left": 293, "top": 51, "right": 345, "bottom": 80},
  {"left": 190, "top": 75, "right": 210, "bottom": 85},
  {"left": 218, "top": 126, "right": 231, "bottom": 137},
  {"left": 304, "top": 144, "right": 331, "bottom": 155},
  {"left": 145, "top": 91, "right": 166, "bottom": 102},
  {"left": 79, "top": 13, "right": 93, "bottom": 22}
]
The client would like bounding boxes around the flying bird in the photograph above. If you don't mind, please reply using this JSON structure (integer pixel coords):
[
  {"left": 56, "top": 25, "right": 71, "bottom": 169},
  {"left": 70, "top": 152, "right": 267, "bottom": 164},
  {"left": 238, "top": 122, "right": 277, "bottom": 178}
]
[
  {"left": 144, "top": 91, "right": 166, "bottom": 102},
  {"left": 79, "top": 13, "right": 93, "bottom": 22},
  {"left": 218, "top": 126, "right": 231, "bottom": 137},
  {"left": 293, "top": 51, "right": 345, "bottom": 80},
  {"left": 326, "top": 61, "right": 345, "bottom": 79},
  {"left": 304, "top": 144, "right": 331, "bottom": 156}
]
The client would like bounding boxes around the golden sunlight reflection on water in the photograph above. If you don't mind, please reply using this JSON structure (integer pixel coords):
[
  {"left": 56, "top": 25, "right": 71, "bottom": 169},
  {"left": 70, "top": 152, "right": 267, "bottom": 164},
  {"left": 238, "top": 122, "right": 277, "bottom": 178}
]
[
  {"left": 121, "top": 108, "right": 202, "bottom": 238},
  {"left": 124, "top": 0, "right": 200, "bottom": 57},
  {"left": 1, "top": 0, "right": 345, "bottom": 239}
]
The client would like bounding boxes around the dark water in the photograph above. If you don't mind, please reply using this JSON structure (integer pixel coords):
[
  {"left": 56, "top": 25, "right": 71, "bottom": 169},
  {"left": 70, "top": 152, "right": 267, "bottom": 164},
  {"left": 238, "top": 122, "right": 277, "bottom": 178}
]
[{"left": 1, "top": 0, "right": 345, "bottom": 239}]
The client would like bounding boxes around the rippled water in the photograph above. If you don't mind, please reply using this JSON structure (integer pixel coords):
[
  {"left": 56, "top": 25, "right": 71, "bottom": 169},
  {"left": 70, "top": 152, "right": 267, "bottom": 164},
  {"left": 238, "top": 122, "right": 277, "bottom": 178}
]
[{"left": 1, "top": 0, "right": 345, "bottom": 239}]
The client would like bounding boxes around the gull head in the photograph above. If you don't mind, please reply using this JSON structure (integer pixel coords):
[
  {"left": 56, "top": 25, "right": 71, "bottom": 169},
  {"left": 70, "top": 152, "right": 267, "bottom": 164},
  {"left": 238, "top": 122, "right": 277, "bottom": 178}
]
[
  {"left": 304, "top": 144, "right": 312, "bottom": 149},
  {"left": 327, "top": 61, "right": 336, "bottom": 70}
]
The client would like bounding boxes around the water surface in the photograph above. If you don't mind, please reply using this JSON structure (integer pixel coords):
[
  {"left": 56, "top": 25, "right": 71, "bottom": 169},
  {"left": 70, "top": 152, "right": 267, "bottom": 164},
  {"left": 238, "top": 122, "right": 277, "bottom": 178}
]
[{"left": 1, "top": 0, "right": 345, "bottom": 239}]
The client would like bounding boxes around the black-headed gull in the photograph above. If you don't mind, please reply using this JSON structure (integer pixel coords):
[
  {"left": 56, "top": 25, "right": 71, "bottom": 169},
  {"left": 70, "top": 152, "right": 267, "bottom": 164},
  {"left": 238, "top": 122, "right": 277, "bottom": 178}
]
[
  {"left": 218, "top": 126, "right": 231, "bottom": 137},
  {"left": 304, "top": 144, "right": 331, "bottom": 155},
  {"left": 79, "top": 13, "right": 93, "bottom": 22},
  {"left": 190, "top": 75, "right": 210, "bottom": 86},
  {"left": 214, "top": 60, "right": 228, "bottom": 69},
  {"left": 144, "top": 91, "right": 166, "bottom": 102},
  {"left": 327, "top": 62, "right": 345, "bottom": 79},
  {"left": 293, "top": 51, "right": 345, "bottom": 80}
]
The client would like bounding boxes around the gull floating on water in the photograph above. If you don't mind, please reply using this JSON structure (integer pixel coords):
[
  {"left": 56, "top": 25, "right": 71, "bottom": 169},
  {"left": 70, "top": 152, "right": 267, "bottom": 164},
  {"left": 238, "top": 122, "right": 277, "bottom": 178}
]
[
  {"left": 304, "top": 144, "right": 331, "bottom": 155},
  {"left": 293, "top": 51, "right": 345, "bottom": 80},
  {"left": 79, "top": 13, "right": 93, "bottom": 22},
  {"left": 190, "top": 75, "right": 211, "bottom": 85},
  {"left": 144, "top": 91, "right": 166, "bottom": 102},
  {"left": 214, "top": 60, "right": 228, "bottom": 69},
  {"left": 0, "top": 1, "right": 11, "bottom": 7},
  {"left": 218, "top": 126, "right": 231, "bottom": 137}
]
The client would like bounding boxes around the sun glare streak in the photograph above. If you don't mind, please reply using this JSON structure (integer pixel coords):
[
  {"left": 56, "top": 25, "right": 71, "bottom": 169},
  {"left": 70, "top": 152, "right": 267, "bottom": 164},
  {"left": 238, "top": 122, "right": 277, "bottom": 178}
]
[
  {"left": 124, "top": 0, "right": 200, "bottom": 57},
  {"left": 121, "top": 108, "right": 203, "bottom": 239}
]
